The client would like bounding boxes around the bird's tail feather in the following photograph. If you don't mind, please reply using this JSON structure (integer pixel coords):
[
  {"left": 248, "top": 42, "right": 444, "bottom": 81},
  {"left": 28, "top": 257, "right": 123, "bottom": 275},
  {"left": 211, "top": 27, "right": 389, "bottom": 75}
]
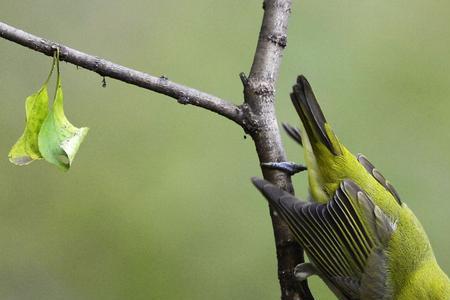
[{"left": 290, "top": 75, "right": 341, "bottom": 156}]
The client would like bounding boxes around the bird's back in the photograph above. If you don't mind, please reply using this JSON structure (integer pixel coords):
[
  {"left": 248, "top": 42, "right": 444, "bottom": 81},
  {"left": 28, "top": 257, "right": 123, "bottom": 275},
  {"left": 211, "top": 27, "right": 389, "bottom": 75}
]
[{"left": 288, "top": 75, "right": 450, "bottom": 299}]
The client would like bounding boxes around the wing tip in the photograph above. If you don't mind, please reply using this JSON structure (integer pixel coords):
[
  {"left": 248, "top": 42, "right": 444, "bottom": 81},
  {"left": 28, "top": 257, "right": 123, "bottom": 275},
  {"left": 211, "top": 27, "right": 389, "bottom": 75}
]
[
  {"left": 251, "top": 177, "right": 300, "bottom": 210},
  {"left": 251, "top": 177, "right": 265, "bottom": 190},
  {"left": 251, "top": 177, "right": 281, "bottom": 204}
]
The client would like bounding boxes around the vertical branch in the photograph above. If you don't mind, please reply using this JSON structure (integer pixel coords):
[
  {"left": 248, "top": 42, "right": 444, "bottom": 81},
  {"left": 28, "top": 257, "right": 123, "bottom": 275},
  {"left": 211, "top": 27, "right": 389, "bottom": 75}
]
[
  {"left": 1, "top": 2, "right": 315, "bottom": 298},
  {"left": 243, "top": 1, "right": 314, "bottom": 299}
]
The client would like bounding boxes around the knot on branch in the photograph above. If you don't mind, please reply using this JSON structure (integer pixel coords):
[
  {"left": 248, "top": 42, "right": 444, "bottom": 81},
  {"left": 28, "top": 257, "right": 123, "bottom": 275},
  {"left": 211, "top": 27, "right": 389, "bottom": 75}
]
[
  {"left": 239, "top": 72, "right": 249, "bottom": 87},
  {"left": 239, "top": 103, "right": 259, "bottom": 135},
  {"left": 177, "top": 95, "right": 190, "bottom": 105},
  {"left": 247, "top": 78, "right": 275, "bottom": 96},
  {"left": 93, "top": 57, "right": 103, "bottom": 74},
  {"left": 266, "top": 33, "right": 287, "bottom": 48}
]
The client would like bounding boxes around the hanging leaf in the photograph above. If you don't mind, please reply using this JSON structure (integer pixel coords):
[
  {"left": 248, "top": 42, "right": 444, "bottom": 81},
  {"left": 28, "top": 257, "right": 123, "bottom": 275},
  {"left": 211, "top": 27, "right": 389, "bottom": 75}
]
[
  {"left": 8, "top": 70, "right": 52, "bottom": 165},
  {"left": 38, "top": 71, "right": 89, "bottom": 171},
  {"left": 9, "top": 51, "right": 89, "bottom": 171}
]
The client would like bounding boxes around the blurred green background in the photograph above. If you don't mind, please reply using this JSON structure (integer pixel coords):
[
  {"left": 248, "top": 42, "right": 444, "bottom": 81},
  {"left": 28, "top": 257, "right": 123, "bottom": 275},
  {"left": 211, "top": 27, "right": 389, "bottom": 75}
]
[{"left": 1, "top": 1, "right": 449, "bottom": 299}]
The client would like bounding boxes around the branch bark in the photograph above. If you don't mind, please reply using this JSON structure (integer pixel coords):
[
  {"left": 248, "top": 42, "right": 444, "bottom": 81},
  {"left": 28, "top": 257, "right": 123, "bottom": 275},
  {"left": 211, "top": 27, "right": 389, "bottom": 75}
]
[
  {"left": 0, "top": 21, "right": 244, "bottom": 127},
  {"left": 243, "top": 1, "right": 313, "bottom": 299},
  {"left": 0, "top": 2, "right": 314, "bottom": 298}
]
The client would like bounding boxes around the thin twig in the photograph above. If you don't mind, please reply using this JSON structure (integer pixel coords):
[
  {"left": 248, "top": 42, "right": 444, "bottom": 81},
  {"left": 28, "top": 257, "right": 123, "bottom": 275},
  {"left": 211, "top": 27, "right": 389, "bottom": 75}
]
[
  {"left": 244, "top": 1, "right": 314, "bottom": 299},
  {"left": 0, "top": 21, "right": 244, "bottom": 126}
]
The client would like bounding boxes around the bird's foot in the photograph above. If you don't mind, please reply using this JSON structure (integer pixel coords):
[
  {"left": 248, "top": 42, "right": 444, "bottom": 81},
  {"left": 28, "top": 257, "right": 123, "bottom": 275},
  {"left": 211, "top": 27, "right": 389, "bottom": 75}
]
[
  {"left": 294, "top": 263, "right": 318, "bottom": 282},
  {"left": 261, "top": 161, "right": 307, "bottom": 175}
]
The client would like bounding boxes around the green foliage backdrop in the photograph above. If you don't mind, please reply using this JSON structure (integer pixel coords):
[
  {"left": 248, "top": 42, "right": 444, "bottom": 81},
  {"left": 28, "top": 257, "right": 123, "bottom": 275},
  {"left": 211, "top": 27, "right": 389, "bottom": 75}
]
[{"left": 1, "top": 1, "right": 449, "bottom": 299}]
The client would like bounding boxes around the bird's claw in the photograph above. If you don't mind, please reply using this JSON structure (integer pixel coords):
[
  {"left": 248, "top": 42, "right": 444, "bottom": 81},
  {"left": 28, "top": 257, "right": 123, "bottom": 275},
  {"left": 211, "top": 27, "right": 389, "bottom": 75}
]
[
  {"left": 261, "top": 161, "right": 307, "bottom": 175},
  {"left": 294, "top": 263, "right": 318, "bottom": 282}
]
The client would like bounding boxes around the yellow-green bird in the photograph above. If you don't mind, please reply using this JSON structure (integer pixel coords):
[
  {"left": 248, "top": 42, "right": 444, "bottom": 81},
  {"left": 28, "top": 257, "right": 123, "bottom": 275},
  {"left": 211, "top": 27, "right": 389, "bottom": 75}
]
[{"left": 253, "top": 75, "right": 450, "bottom": 299}]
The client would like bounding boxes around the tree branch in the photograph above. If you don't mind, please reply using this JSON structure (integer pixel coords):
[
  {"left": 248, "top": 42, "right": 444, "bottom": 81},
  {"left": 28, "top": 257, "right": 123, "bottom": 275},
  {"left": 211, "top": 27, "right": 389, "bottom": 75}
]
[
  {"left": 1, "top": 1, "right": 314, "bottom": 297},
  {"left": 0, "top": 21, "right": 244, "bottom": 127},
  {"left": 244, "top": 1, "right": 314, "bottom": 299}
]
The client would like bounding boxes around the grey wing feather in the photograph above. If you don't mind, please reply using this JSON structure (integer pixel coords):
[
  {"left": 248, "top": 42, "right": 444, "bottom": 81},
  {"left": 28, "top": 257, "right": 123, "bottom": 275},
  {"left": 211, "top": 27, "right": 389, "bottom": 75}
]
[
  {"left": 252, "top": 177, "right": 396, "bottom": 300},
  {"left": 356, "top": 154, "right": 402, "bottom": 205},
  {"left": 360, "top": 249, "right": 393, "bottom": 300}
]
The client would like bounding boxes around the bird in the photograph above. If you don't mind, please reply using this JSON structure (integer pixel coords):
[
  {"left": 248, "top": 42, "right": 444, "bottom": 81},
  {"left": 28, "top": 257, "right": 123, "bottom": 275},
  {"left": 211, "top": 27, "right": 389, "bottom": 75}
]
[{"left": 253, "top": 75, "right": 450, "bottom": 299}]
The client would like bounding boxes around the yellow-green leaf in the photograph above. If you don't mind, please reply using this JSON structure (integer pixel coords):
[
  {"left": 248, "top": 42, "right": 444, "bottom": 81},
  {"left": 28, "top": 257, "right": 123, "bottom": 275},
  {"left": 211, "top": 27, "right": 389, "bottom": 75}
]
[
  {"left": 8, "top": 85, "right": 50, "bottom": 165},
  {"left": 38, "top": 77, "right": 89, "bottom": 171}
]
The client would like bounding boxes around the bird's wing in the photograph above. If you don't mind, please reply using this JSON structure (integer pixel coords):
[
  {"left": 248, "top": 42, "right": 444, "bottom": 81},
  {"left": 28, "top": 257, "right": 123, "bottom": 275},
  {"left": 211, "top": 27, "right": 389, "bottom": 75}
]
[
  {"left": 357, "top": 154, "right": 402, "bottom": 205},
  {"left": 252, "top": 178, "right": 397, "bottom": 299}
]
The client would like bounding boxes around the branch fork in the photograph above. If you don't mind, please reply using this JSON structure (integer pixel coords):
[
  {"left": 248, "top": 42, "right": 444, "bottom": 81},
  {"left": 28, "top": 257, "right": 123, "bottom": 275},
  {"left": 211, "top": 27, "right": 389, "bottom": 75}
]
[{"left": 0, "top": 1, "right": 313, "bottom": 298}]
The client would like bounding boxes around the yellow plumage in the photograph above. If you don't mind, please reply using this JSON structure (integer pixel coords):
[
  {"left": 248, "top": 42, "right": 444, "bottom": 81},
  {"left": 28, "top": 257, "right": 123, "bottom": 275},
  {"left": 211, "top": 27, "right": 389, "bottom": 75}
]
[{"left": 253, "top": 75, "right": 450, "bottom": 299}]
